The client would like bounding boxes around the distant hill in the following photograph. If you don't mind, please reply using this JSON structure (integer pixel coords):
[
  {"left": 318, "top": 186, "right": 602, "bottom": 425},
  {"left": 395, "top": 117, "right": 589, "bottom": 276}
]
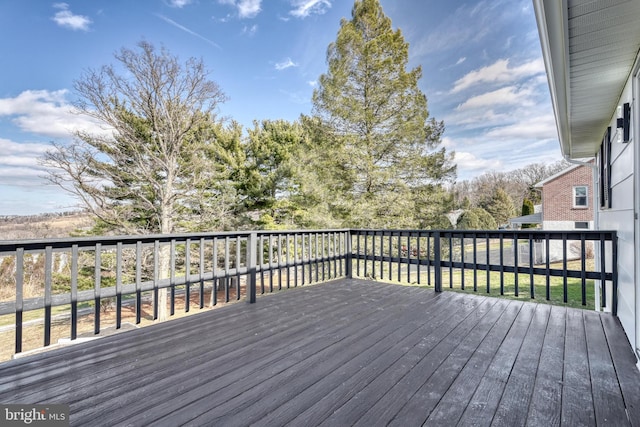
[{"left": 0, "top": 212, "right": 93, "bottom": 240}]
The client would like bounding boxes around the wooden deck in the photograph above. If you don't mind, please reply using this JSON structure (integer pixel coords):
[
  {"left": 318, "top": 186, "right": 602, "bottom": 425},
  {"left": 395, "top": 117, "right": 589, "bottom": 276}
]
[{"left": 1, "top": 278, "right": 639, "bottom": 426}]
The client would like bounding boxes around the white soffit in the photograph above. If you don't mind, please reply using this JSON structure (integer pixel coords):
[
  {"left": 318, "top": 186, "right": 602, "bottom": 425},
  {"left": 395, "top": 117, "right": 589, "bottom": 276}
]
[{"left": 534, "top": 0, "right": 640, "bottom": 158}]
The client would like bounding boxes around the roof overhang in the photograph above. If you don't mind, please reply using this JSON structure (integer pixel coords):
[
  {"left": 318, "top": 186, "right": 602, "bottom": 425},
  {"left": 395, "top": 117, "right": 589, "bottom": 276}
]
[
  {"left": 533, "top": 0, "right": 640, "bottom": 158},
  {"left": 509, "top": 212, "right": 543, "bottom": 225}
]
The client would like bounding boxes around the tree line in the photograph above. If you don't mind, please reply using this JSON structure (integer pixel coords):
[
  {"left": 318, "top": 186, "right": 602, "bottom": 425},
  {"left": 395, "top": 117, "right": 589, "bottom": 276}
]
[{"left": 450, "top": 160, "right": 569, "bottom": 229}]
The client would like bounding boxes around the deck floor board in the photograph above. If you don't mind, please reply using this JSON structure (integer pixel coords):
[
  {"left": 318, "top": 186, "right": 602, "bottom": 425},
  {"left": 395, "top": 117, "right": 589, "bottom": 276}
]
[
  {"left": 525, "top": 305, "right": 567, "bottom": 426},
  {"left": 351, "top": 296, "right": 501, "bottom": 427},
  {"left": 490, "top": 303, "right": 550, "bottom": 427},
  {"left": 1, "top": 278, "right": 639, "bottom": 426},
  {"left": 251, "top": 293, "right": 473, "bottom": 427},
  {"left": 562, "top": 308, "right": 596, "bottom": 426}
]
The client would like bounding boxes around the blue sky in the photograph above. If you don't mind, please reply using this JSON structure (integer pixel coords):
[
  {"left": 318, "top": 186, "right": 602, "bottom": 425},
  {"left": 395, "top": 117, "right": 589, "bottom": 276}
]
[{"left": 0, "top": 0, "right": 560, "bottom": 216}]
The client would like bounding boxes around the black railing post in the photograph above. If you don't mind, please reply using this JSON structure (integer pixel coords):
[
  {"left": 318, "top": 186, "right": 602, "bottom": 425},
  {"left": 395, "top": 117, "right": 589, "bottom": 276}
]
[
  {"left": 612, "top": 232, "right": 618, "bottom": 316},
  {"left": 71, "top": 244, "right": 78, "bottom": 340},
  {"left": 346, "top": 230, "right": 353, "bottom": 279},
  {"left": 116, "top": 242, "right": 123, "bottom": 329},
  {"left": 434, "top": 231, "right": 442, "bottom": 293},
  {"left": 15, "top": 248, "right": 24, "bottom": 355},
  {"left": 44, "top": 246, "right": 52, "bottom": 347},
  {"left": 247, "top": 232, "right": 257, "bottom": 304},
  {"left": 94, "top": 243, "right": 102, "bottom": 334}
]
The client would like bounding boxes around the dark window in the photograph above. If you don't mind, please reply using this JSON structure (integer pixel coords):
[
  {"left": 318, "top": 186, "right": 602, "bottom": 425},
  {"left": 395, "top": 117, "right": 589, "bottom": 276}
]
[
  {"left": 575, "top": 222, "right": 589, "bottom": 229},
  {"left": 600, "top": 127, "right": 612, "bottom": 209},
  {"left": 574, "top": 186, "right": 588, "bottom": 208}
]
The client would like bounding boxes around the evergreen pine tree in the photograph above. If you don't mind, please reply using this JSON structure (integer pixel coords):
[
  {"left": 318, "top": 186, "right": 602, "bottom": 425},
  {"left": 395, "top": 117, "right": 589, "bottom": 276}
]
[
  {"left": 485, "top": 188, "right": 516, "bottom": 227},
  {"left": 521, "top": 198, "right": 536, "bottom": 229},
  {"left": 309, "top": 0, "right": 455, "bottom": 227}
]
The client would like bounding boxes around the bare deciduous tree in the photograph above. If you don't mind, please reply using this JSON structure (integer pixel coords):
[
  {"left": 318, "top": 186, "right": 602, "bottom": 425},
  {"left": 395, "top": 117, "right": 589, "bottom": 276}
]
[
  {"left": 42, "top": 41, "right": 231, "bottom": 320},
  {"left": 43, "top": 40, "right": 228, "bottom": 235},
  {"left": 452, "top": 160, "right": 570, "bottom": 210}
]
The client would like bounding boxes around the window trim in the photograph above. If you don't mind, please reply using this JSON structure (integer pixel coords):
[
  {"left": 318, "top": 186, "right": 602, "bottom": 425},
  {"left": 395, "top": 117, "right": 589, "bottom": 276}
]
[
  {"left": 573, "top": 185, "right": 588, "bottom": 208},
  {"left": 600, "top": 127, "right": 612, "bottom": 209}
]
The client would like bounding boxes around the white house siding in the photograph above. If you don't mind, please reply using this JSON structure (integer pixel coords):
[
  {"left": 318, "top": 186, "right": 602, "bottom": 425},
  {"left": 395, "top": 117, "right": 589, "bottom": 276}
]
[{"left": 597, "top": 62, "right": 638, "bottom": 356}]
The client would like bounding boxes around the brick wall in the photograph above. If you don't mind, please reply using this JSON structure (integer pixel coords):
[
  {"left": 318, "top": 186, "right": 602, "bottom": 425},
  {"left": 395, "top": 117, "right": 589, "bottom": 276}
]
[{"left": 542, "top": 165, "right": 594, "bottom": 222}]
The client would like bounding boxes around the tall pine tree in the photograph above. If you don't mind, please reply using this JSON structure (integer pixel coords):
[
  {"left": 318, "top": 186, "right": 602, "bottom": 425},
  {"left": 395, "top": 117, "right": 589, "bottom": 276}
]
[
  {"left": 520, "top": 198, "right": 536, "bottom": 229},
  {"left": 310, "top": 0, "right": 455, "bottom": 228}
]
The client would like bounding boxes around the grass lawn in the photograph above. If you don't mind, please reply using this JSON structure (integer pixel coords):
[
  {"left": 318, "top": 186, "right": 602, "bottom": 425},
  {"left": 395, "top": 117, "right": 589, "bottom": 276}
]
[
  {"left": 356, "top": 259, "right": 600, "bottom": 311},
  {"left": 441, "top": 268, "right": 595, "bottom": 311}
]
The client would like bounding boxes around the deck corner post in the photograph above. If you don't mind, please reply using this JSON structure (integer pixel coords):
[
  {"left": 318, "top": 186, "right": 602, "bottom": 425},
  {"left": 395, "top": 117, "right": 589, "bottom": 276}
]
[
  {"left": 346, "top": 230, "right": 353, "bottom": 279},
  {"left": 247, "top": 232, "right": 257, "bottom": 304},
  {"left": 15, "top": 247, "right": 24, "bottom": 355},
  {"left": 612, "top": 231, "right": 618, "bottom": 316},
  {"left": 434, "top": 231, "right": 442, "bottom": 292}
]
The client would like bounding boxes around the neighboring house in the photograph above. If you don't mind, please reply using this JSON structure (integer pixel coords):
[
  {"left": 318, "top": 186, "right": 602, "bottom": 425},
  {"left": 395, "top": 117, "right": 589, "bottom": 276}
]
[
  {"left": 507, "top": 204, "right": 542, "bottom": 229},
  {"left": 534, "top": 163, "right": 594, "bottom": 232},
  {"left": 535, "top": 164, "right": 595, "bottom": 262},
  {"left": 508, "top": 163, "right": 594, "bottom": 231},
  {"left": 534, "top": 0, "right": 640, "bottom": 364},
  {"left": 509, "top": 163, "right": 595, "bottom": 262}
]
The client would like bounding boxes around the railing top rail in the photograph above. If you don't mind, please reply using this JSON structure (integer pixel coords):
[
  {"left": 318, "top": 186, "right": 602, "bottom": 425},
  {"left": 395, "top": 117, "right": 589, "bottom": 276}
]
[
  {"left": 0, "top": 228, "right": 616, "bottom": 253},
  {"left": 0, "top": 231, "right": 250, "bottom": 252},
  {"left": 437, "top": 229, "right": 617, "bottom": 240},
  {"left": 255, "top": 229, "right": 351, "bottom": 236},
  {"left": 0, "top": 229, "right": 616, "bottom": 252},
  {"left": 349, "top": 228, "right": 617, "bottom": 239},
  {"left": 0, "top": 229, "right": 352, "bottom": 253}
]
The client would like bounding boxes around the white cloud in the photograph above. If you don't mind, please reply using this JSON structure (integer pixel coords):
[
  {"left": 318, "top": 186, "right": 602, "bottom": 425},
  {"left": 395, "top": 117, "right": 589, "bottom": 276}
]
[
  {"left": 1, "top": 156, "right": 43, "bottom": 168},
  {"left": 455, "top": 151, "right": 503, "bottom": 173},
  {"left": 485, "top": 114, "right": 557, "bottom": 140},
  {"left": 456, "top": 86, "right": 534, "bottom": 110},
  {"left": 0, "top": 90, "right": 106, "bottom": 138},
  {"left": 0, "top": 166, "right": 45, "bottom": 179},
  {"left": 0, "top": 138, "right": 52, "bottom": 188},
  {"left": 169, "top": 0, "right": 193, "bottom": 7},
  {"left": 242, "top": 24, "right": 258, "bottom": 36},
  {"left": 440, "top": 136, "right": 453, "bottom": 148},
  {"left": 445, "top": 109, "right": 510, "bottom": 128},
  {"left": 0, "top": 139, "right": 50, "bottom": 155},
  {"left": 455, "top": 57, "right": 466, "bottom": 66},
  {"left": 238, "top": 0, "right": 261, "bottom": 18},
  {"left": 308, "top": 80, "right": 318, "bottom": 87},
  {"left": 214, "top": 13, "right": 233, "bottom": 23},
  {"left": 219, "top": 0, "right": 262, "bottom": 19},
  {"left": 289, "top": 0, "right": 332, "bottom": 18},
  {"left": 275, "top": 58, "right": 298, "bottom": 71},
  {"left": 51, "top": 3, "right": 92, "bottom": 32},
  {"left": 452, "top": 58, "right": 544, "bottom": 94}
]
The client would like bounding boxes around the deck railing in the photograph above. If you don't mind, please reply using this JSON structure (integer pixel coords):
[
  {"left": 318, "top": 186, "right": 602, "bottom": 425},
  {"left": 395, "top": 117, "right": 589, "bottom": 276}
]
[
  {"left": 0, "top": 230, "right": 349, "bottom": 358},
  {"left": 351, "top": 229, "right": 617, "bottom": 314},
  {"left": 0, "top": 229, "right": 616, "bottom": 359}
]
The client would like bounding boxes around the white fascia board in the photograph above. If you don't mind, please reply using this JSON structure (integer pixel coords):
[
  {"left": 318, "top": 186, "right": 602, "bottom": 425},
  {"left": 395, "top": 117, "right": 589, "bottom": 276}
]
[{"left": 533, "top": 0, "right": 571, "bottom": 157}]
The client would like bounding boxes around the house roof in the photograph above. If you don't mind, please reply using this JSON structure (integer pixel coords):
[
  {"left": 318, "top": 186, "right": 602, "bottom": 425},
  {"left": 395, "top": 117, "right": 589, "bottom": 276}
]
[
  {"left": 533, "top": 0, "right": 640, "bottom": 158},
  {"left": 534, "top": 161, "right": 592, "bottom": 188},
  {"left": 508, "top": 212, "right": 543, "bottom": 225}
]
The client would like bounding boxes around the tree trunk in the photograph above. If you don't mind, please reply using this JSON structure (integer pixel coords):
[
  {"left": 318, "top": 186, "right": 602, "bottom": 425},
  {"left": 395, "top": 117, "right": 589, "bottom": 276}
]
[
  {"left": 157, "top": 244, "right": 170, "bottom": 321},
  {"left": 157, "top": 190, "right": 174, "bottom": 322}
]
